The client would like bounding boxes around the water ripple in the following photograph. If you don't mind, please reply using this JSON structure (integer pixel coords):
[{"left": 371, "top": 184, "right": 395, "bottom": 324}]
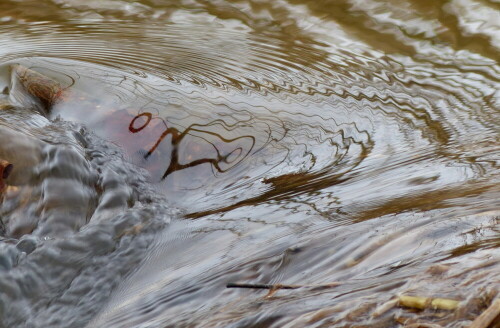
[{"left": 0, "top": 0, "right": 498, "bottom": 327}]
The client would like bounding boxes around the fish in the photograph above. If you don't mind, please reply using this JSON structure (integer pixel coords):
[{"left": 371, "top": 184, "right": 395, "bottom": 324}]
[{"left": 9, "top": 64, "right": 65, "bottom": 116}]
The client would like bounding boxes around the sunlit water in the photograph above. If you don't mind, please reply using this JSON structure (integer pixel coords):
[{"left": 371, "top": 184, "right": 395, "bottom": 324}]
[{"left": 0, "top": 1, "right": 498, "bottom": 327}]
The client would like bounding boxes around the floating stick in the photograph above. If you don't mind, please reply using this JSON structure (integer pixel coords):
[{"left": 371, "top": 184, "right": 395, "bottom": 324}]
[
  {"left": 227, "top": 283, "right": 301, "bottom": 289},
  {"left": 227, "top": 282, "right": 340, "bottom": 298},
  {"left": 227, "top": 282, "right": 340, "bottom": 290},
  {"left": 398, "top": 295, "right": 460, "bottom": 311}
]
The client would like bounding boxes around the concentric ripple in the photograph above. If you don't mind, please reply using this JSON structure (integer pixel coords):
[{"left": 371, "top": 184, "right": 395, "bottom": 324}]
[{"left": 0, "top": 0, "right": 498, "bottom": 327}]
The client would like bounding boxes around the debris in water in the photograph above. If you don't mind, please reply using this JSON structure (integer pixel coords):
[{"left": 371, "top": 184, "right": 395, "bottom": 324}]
[
  {"left": 398, "top": 295, "right": 460, "bottom": 311},
  {"left": 227, "top": 283, "right": 302, "bottom": 290},
  {"left": 372, "top": 299, "right": 399, "bottom": 318},
  {"left": 469, "top": 298, "right": 500, "bottom": 328},
  {"left": 226, "top": 282, "right": 340, "bottom": 290},
  {"left": 227, "top": 282, "right": 340, "bottom": 298},
  {"left": 404, "top": 323, "right": 444, "bottom": 328}
]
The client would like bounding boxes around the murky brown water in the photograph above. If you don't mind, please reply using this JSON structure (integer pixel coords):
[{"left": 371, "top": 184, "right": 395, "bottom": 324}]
[{"left": 0, "top": 1, "right": 499, "bottom": 327}]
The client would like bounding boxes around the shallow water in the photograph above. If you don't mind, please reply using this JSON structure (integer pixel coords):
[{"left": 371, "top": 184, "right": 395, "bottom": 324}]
[{"left": 0, "top": 1, "right": 499, "bottom": 327}]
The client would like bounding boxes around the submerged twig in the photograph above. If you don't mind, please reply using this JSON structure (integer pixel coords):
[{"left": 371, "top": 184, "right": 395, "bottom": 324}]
[
  {"left": 372, "top": 299, "right": 398, "bottom": 318},
  {"left": 226, "top": 282, "right": 340, "bottom": 290},
  {"left": 227, "top": 282, "right": 340, "bottom": 290},
  {"left": 405, "top": 323, "right": 444, "bottom": 328},
  {"left": 227, "top": 283, "right": 300, "bottom": 289},
  {"left": 373, "top": 295, "right": 460, "bottom": 318},
  {"left": 398, "top": 295, "right": 460, "bottom": 311},
  {"left": 469, "top": 298, "right": 500, "bottom": 328},
  {"left": 227, "top": 282, "right": 340, "bottom": 298}
]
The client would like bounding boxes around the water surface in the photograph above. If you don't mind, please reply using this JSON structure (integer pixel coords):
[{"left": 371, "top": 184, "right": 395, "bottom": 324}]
[{"left": 0, "top": 1, "right": 498, "bottom": 327}]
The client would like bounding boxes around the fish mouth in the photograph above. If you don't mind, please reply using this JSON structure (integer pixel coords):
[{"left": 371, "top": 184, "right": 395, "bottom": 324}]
[
  {"left": 0, "top": 159, "right": 13, "bottom": 179},
  {"left": 8, "top": 64, "right": 64, "bottom": 116}
]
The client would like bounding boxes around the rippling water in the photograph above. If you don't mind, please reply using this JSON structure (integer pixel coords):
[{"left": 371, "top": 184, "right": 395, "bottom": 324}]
[{"left": 0, "top": 1, "right": 499, "bottom": 327}]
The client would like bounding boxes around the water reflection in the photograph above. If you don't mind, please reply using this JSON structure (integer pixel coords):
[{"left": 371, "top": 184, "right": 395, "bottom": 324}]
[
  {"left": 7, "top": 59, "right": 373, "bottom": 213},
  {"left": 0, "top": 0, "right": 498, "bottom": 327},
  {"left": 126, "top": 111, "right": 256, "bottom": 180}
]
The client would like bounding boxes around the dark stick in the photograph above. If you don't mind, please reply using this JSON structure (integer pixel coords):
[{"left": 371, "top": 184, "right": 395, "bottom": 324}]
[
  {"left": 227, "top": 283, "right": 301, "bottom": 289},
  {"left": 227, "top": 282, "right": 340, "bottom": 290}
]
